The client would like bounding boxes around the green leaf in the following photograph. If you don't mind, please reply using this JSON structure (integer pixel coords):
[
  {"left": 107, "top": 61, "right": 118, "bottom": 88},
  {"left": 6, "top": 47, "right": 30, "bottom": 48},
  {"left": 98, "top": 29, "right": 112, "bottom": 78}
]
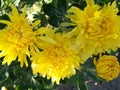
[
  {"left": 110, "top": 50, "right": 116, "bottom": 55},
  {"left": 64, "top": 71, "right": 79, "bottom": 85},
  {"left": 0, "top": 14, "right": 9, "bottom": 29},
  {"left": 53, "top": 0, "right": 67, "bottom": 11},
  {"left": 85, "top": 70, "right": 98, "bottom": 81},
  {"left": 43, "top": 4, "right": 56, "bottom": 17},
  {"left": 48, "top": 15, "right": 60, "bottom": 27},
  {"left": 64, "top": 71, "right": 88, "bottom": 90},
  {"left": 69, "top": 0, "right": 86, "bottom": 10},
  {"left": 85, "top": 69, "right": 103, "bottom": 85},
  {"left": 20, "top": 0, "right": 37, "bottom": 6},
  {"left": 30, "top": 77, "right": 41, "bottom": 90},
  {"left": 77, "top": 73, "right": 88, "bottom": 90}
]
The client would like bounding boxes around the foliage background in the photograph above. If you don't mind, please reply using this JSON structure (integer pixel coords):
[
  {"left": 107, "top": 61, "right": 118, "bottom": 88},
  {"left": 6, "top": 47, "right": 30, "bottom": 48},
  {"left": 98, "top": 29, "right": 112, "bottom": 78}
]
[{"left": 0, "top": 0, "right": 120, "bottom": 90}]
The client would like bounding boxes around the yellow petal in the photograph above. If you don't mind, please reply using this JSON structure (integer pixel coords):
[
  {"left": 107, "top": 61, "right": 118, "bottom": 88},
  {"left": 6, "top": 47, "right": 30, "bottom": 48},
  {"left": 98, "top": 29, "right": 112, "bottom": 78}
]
[
  {"left": 86, "top": 0, "right": 94, "bottom": 5},
  {"left": 32, "top": 20, "right": 41, "bottom": 28},
  {"left": 60, "top": 22, "right": 76, "bottom": 27},
  {"left": 39, "top": 36, "right": 56, "bottom": 44},
  {"left": 0, "top": 20, "right": 11, "bottom": 25},
  {"left": 22, "top": 5, "right": 27, "bottom": 17},
  {"left": 10, "top": 4, "right": 19, "bottom": 17}
]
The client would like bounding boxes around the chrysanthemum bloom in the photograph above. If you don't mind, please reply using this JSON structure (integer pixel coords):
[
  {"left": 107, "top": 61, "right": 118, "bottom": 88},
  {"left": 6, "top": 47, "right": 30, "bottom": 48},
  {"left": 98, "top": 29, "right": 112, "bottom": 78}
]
[
  {"left": 65, "top": 0, "right": 120, "bottom": 61},
  {"left": 0, "top": 4, "right": 53, "bottom": 67},
  {"left": 31, "top": 33, "right": 83, "bottom": 84},
  {"left": 94, "top": 55, "right": 120, "bottom": 81}
]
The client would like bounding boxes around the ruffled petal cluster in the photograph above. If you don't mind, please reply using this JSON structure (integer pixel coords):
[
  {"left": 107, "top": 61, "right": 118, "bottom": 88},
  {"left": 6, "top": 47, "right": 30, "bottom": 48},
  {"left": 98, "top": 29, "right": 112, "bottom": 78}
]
[
  {"left": 0, "top": 4, "right": 82, "bottom": 84},
  {"left": 94, "top": 55, "right": 120, "bottom": 81},
  {"left": 0, "top": 0, "right": 120, "bottom": 84},
  {"left": 31, "top": 33, "right": 83, "bottom": 84},
  {"left": 0, "top": 5, "right": 52, "bottom": 67},
  {"left": 65, "top": 0, "right": 120, "bottom": 61}
]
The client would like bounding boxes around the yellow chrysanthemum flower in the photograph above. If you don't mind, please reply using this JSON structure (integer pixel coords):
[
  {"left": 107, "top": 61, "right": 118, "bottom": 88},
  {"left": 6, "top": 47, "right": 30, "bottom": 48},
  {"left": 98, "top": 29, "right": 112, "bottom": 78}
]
[
  {"left": 31, "top": 33, "right": 83, "bottom": 84},
  {"left": 65, "top": 0, "right": 120, "bottom": 61},
  {"left": 94, "top": 55, "right": 120, "bottom": 81},
  {"left": 0, "top": 4, "right": 53, "bottom": 67}
]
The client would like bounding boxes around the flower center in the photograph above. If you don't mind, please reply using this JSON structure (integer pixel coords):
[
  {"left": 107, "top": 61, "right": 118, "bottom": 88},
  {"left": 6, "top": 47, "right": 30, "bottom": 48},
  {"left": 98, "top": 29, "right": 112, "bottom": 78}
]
[
  {"left": 86, "top": 12, "right": 118, "bottom": 40},
  {"left": 46, "top": 45, "right": 67, "bottom": 60},
  {"left": 7, "top": 23, "right": 36, "bottom": 49}
]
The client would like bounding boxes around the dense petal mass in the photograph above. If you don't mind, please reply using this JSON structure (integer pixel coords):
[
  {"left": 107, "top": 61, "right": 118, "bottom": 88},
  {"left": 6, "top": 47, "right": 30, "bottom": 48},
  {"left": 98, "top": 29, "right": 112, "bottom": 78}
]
[
  {"left": 31, "top": 33, "right": 83, "bottom": 84},
  {"left": 94, "top": 55, "right": 120, "bottom": 81},
  {"left": 0, "top": 4, "right": 52, "bottom": 67},
  {"left": 65, "top": 0, "right": 120, "bottom": 61}
]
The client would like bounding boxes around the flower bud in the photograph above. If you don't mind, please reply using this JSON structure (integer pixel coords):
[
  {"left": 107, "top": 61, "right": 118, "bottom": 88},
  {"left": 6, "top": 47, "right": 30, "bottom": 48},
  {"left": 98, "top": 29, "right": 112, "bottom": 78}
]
[{"left": 94, "top": 55, "right": 120, "bottom": 81}]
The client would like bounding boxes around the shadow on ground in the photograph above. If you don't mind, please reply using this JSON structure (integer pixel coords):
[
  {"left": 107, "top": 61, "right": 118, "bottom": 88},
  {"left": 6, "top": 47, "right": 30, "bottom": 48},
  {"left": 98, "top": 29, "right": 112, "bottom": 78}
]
[{"left": 56, "top": 76, "right": 120, "bottom": 90}]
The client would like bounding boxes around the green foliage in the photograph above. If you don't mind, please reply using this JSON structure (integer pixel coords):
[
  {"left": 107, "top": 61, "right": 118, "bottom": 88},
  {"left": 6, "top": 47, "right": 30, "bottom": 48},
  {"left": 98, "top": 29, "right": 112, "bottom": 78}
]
[
  {"left": 63, "top": 71, "right": 88, "bottom": 90},
  {"left": 0, "top": 0, "right": 119, "bottom": 90},
  {"left": 0, "top": 60, "right": 57, "bottom": 90}
]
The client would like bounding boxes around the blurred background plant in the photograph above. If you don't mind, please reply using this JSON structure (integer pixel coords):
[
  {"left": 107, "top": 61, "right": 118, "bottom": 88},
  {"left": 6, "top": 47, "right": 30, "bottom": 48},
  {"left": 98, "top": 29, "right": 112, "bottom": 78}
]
[{"left": 0, "top": 0, "right": 120, "bottom": 90}]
